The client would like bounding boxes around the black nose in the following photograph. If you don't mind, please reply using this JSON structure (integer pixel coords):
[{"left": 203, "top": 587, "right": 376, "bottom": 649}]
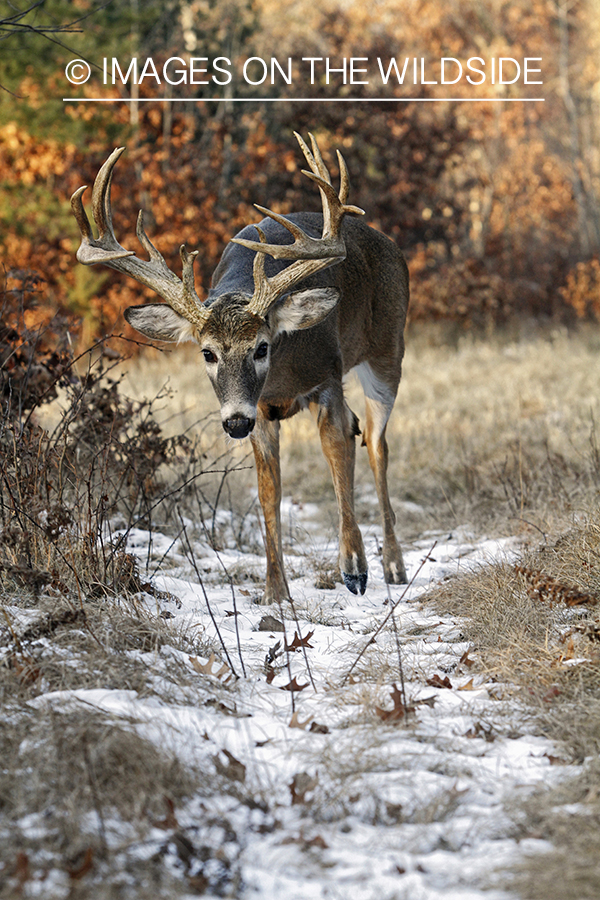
[{"left": 223, "top": 416, "right": 255, "bottom": 439}]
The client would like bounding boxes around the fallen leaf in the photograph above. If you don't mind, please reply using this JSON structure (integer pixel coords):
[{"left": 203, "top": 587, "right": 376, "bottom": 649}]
[
  {"left": 189, "top": 653, "right": 231, "bottom": 682},
  {"left": 13, "top": 852, "right": 29, "bottom": 888},
  {"left": 285, "top": 630, "right": 315, "bottom": 651},
  {"left": 305, "top": 834, "right": 328, "bottom": 849},
  {"left": 542, "top": 685, "right": 561, "bottom": 702},
  {"left": 458, "top": 678, "right": 475, "bottom": 691},
  {"left": 464, "top": 722, "right": 495, "bottom": 742},
  {"left": 10, "top": 654, "right": 41, "bottom": 685},
  {"left": 153, "top": 796, "right": 179, "bottom": 830},
  {"left": 561, "top": 636, "right": 575, "bottom": 661},
  {"left": 290, "top": 771, "right": 318, "bottom": 804},
  {"left": 309, "top": 721, "right": 330, "bottom": 734},
  {"left": 279, "top": 830, "right": 328, "bottom": 849},
  {"left": 544, "top": 753, "right": 567, "bottom": 766},
  {"left": 280, "top": 677, "right": 309, "bottom": 693},
  {"left": 376, "top": 683, "right": 413, "bottom": 723},
  {"left": 289, "top": 711, "right": 312, "bottom": 730},
  {"left": 426, "top": 674, "right": 453, "bottom": 689},
  {"left": 214, "top": 749, "right": 246, "bottom": 783},
  {"left": 67, "top": 847, "right": 94, "bottom": 880}
]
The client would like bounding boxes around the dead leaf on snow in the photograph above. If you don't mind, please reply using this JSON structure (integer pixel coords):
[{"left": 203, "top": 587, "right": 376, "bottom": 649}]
[
  {"left": 426, "top": 673, "right": 453, "bottom": 689},
  {"left": 152, "top": 796, "right": 179, "bottom": 830},
  {"left": 543, "top": 752, "right": 568, "bottom": 765},
  {"left": 290, "top": 771, "right": 318, "bottom": 804},
  {"left": 280, "top": 677, "right": 309, "bottom": 693},
  {"left": 189, "top": 653, "right": 231, "bottom": 682},
  {"left": 66, "top": 846, "right": 94, "bottom": 880},
  {"left": 309, "top": 721, "right": 330, "bottom": 734},
  {"left": 289, "top": 711, "right": 312, "bottom": 730},
  {"left": 214, "top": 749, "right": 246, "bottom": 783},
  {"left": 285, "top": 630, "right": 315, "bottom": 651},
  {"left": 376, "top": 683, "right": 414, "bottom": 723}
]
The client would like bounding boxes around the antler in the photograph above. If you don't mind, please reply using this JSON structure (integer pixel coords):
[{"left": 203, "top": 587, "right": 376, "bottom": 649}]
[
  {"left": 70, "top": 147, "right": 209, "bottom": 328},
  {"left": 232, "top": 132, "right": 365, "bottom": 318}
]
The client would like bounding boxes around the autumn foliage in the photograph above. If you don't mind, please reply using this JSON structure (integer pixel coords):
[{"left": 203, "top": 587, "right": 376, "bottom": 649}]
[{"left": 1, "top": 0, "right": 600, "bottom": 340}]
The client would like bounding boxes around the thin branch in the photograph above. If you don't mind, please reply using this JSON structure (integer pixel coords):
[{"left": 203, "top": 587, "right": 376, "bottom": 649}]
[{"left": 342, "top": 541, "right": 437, "bottom": 686}]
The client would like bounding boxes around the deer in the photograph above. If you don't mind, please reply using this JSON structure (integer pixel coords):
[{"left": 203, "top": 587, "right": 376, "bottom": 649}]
[{"left": 70, "top": 133, "right": 409, "bottom": 604}]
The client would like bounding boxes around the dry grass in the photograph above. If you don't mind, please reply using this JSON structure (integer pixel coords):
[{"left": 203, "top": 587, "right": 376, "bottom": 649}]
[
  {"left": 510, "top": 761, "right": 600, "bottom": 900},
  {"left": 119, "top": 321, "right": 600, "bottom": 540},
  {"left": 0, "top": 581, "right": 254, "bottom": 898},
  {"left": 425, "top": 513, "right": 600, "bottom": 900}
]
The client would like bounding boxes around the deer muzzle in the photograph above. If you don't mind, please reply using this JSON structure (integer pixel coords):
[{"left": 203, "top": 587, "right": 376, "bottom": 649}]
[{"left": 223, "top": 416, "right": 256, "bottom": 439}]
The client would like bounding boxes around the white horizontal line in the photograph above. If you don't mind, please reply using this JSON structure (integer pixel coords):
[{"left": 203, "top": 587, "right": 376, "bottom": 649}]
[{"left": 63, "top": 96, "right": 545, "bottom": 103}]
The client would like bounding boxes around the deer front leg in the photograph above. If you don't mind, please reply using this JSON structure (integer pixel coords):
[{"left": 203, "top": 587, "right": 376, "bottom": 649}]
[
  {"left": 310, "top": 385, "right": 368, "bottom": 595},
  {"left": 251, "top": 414, "right": 291, "bottom": 605}
]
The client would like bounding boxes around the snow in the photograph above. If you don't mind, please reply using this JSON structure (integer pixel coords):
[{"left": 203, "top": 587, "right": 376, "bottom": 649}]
[{"left": 23, "top": 504, "right": 573, "bottom": 899}]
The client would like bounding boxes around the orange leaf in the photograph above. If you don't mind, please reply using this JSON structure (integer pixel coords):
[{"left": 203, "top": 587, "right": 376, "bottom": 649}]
[
  {"left": 280, "top": 677, "right": 309, "bottom": 692},
  {"left": 426, "top": 674, "right": 453, "bottom": 689},
  {"left": 285, "top": 630, "right": 315, "bottom": 652}
]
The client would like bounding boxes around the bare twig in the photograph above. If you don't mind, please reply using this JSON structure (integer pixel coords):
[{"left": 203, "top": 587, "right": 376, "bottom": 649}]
[
  {"left": 342, "top": 542, "right": 437, "bottom": 686},
  {"left": 177, "top": 512, "right": 238, "bottom": 679}
]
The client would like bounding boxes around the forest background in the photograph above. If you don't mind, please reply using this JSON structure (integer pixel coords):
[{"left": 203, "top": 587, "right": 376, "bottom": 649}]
[{"left": 2, "top": 0, "right": 600, "bottom": 346}]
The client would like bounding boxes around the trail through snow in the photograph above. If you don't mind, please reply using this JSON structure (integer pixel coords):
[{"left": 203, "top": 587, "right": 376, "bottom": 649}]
[{"left": 30, "top": 505, "right": 565, "bottom": 899}]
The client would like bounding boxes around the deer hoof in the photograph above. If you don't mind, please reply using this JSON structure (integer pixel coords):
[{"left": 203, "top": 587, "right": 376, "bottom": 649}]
[
  {"left": 384, "top": 559, "right": 408, "bottom": 585},
  {"left": 343, "top": 571, "right": 368, "bottom": 595}
]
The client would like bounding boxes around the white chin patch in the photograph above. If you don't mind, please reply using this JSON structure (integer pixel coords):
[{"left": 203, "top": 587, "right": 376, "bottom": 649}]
[{"left": 220, "top": 401, "right": 257, "bottom": 422}]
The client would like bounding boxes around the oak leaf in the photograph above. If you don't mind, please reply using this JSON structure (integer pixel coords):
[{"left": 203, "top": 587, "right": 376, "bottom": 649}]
[
  {"left": 426, "top": 674, "right": 453, "bottom": 689},
  {"left": 284, "top": 629, "right": 315, "bottom": 651},
  {"left": 280, "top": 677, "right": 309, "bottom": 692},
  {"left": 376, "top": 683, "right": 413, "bottom": 723}
]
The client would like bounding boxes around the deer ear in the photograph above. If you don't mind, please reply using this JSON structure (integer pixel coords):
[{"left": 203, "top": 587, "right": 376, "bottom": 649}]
[
  {"left": 124, "top": 304, "right": 197, "bottom": 343},
  {"left": 268, "top": 288, "right": 339, "bottom": 335}
]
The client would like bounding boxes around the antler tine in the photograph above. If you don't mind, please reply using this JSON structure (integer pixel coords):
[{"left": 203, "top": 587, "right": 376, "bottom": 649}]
[
  {"left": 336, "top": 150, "right": 350, "bottom": 206},
  {"left": 71, "top": 148, "right": 210, "bottom": 328},
  {"left": 91, "top": 148, "right": 119, "bottom": 240}
]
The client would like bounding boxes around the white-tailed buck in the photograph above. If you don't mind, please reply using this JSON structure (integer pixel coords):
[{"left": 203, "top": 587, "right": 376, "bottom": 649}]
[{"left": 71, "top": 133, "right": 409, "bottom": 603}]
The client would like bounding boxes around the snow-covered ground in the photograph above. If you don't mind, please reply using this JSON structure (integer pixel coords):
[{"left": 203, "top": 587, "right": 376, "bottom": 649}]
[{"left": 24, "top": 502, "right": 566, "bottom": 899}]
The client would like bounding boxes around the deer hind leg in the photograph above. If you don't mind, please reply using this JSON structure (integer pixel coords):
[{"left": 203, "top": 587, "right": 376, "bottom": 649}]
[
  {"left": 357, "top": 363, "right": 408, "bottom": 585},
  {"left": 251, "top": 414, "right": 291, "bottom": 605},
  {"left": 310, "top": 383, "right": 368, "bottom": 595}
]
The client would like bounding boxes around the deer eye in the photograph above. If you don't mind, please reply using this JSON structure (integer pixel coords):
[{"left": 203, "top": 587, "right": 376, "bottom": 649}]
[
  {"left": 254, "top": 342, "right": 269, "bottom": 360},
  {"left": 202, "top": 349, "right": 217, "bottom": 364}
]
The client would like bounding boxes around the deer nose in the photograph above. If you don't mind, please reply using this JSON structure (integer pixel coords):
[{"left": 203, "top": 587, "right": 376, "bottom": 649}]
[{"left": 223, "top": 416, "right": 255, "bottom": 439}]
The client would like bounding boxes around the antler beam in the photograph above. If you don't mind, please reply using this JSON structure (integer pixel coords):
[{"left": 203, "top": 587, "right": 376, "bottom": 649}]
[
  {"left": 70, "top": 147, "right": 209, "bottom": 328},
  {"left": 232, "top": 132, "right": 365, "bottom": 318}
]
